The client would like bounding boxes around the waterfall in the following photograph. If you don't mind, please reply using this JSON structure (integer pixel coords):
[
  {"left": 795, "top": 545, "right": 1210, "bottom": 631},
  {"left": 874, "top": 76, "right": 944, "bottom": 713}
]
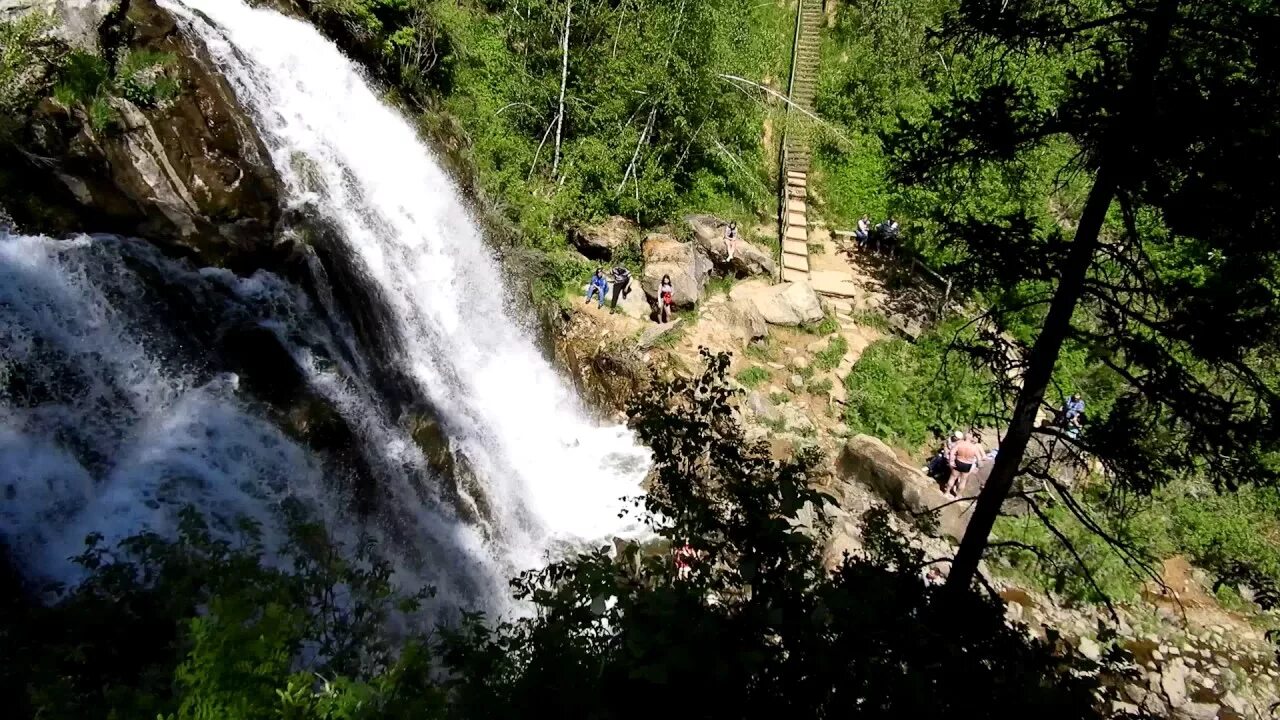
[{"left": 0, "top": 0, "right": 650, "bottom": 614}]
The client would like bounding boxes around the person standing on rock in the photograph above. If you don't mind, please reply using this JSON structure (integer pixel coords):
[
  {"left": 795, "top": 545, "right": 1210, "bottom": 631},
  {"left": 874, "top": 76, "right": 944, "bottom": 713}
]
[
  {"left": 658, "top": 274, "right": 675, "bottom": 323},
  {"left": 944, "top": 432, "right": 983, "bottom": 498},
  {"left": 609, "top": 265, "right": 632, "bottom": 310},
  {"left": 584, "top": 268, "right": 609, "bottom": 309},
  {"left": 724, "top": 221, "right": 738, "bottom": 262}
]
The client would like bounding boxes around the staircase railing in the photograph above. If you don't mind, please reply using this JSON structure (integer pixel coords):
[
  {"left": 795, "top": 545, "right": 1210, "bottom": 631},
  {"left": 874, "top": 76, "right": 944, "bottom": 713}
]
[{"left": 777, "top": 0, "right": 804, "bottom": 284}]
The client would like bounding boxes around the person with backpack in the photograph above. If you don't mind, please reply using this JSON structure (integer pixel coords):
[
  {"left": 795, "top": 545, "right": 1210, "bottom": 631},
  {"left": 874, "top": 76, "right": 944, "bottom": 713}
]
[
  {"left": 609, "top": 266, "right": 632, "bottom": 310},
  {"left": 584, "top": 268, "right": 608, "bottom": 309},
  {"left": 658, "top": 274, "right": 675, "bottom": 323}
]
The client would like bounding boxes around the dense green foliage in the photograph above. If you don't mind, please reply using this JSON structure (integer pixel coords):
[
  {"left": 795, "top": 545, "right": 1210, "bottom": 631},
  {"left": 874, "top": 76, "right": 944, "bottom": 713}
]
[
  {"left": 843, "top": 323, "right": 995, "bottom": 448},
  {"left": 1, "top": 355, "right": 1124, "bottom": 719},
  {"left": 304, "top": 0, "right": 792, "bottom": 252},
  {"left": 0, "top": 12, "right": 59, "bottom": 138}
]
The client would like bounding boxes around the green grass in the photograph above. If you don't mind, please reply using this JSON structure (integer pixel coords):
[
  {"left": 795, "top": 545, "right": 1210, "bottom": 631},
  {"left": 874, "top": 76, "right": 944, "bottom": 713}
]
[
  {"left": 735, "top": 366, "right": 770, "bottom": 389},
  {"left": 806, "top": 377, "right": 834, "bottom": 395},
  {"left": 706, "top": 274, "right": 737, "bottom": 297},
  {"left": 812, "top": 335, "right": 849, "bottom": 371},
  {"left": 800, "top": 313, "right": 841, "bottom": 336},
  {"left": 769, "top": 391, "right": 791, "bottom": 406},
  {"left": 744, "top": 339, "right": 776, "bottom": 363}
]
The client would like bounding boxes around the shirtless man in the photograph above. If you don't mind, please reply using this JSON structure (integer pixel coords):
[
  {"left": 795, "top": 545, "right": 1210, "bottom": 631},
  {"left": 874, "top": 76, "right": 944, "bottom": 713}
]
[{"left": 944, "top": 433, "right": 983, "bottom": 497}]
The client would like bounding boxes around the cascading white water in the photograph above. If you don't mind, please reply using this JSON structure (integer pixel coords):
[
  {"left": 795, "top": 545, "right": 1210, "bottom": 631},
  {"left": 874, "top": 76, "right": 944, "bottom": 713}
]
[
  {"left": 0, "top": 234, "right": 327, "bottom": 578},
  {"left": 160, "top": 1, "right": 649, "bottom": 568}
]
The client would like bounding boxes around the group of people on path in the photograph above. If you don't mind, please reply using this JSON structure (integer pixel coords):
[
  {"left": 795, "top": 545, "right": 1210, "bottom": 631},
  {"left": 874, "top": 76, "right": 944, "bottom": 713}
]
[
  {"left": 925, "top": 430, "right": 993, "bottom": 498},
  {"left": 853, "top": 214, "right": 900, "bottom": 253},
  {"left": 584, "top": 265, "right": 675, "bottom": 323}
]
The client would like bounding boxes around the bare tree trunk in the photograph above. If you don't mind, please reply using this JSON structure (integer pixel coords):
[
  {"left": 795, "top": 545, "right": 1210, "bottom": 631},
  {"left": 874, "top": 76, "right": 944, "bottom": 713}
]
[
  {"left": 943, "top": 169, "right": 1114, "bottom": 593},
  {"left": 944, "top": 0, "right": 1181, "bottom": 595},
  {"left": 552, "top": 0, "right": 572, "bottom": 176}
]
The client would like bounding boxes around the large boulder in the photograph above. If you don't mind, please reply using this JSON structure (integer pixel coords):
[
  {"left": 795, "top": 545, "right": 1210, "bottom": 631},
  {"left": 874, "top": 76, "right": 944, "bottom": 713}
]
[
  {"left": 569, "top": 216, "right": 636, "bottom": 261},
  {"left": 729, "top": 279, "right": 824, "bottom": 326},
  {"left": 1, "top": 0, "right": 282, "bottom": 270},
  {"left": 837, "top": 434, "right": 973, "bottom": 541},
  {"left": 0, "top": 0, "right": 119, "bottom": 52},
  {"left": 685, "top": 214, "right": 776, "bottom": 277},
  {"left": 640, "top": 233, "right": 712, "bottom": 309}
]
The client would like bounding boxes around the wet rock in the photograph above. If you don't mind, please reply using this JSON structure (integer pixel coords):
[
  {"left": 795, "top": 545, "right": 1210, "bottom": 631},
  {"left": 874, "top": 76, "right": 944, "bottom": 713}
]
[
  {"left": 640, "top": 233, "right": 712, "bottom": 309},
  {"left": 729, "top": 279, "right": 824, "bottom": 326},
  {"left": 569, "top": 216, "right": 637, "bottom": 261},
  {"left": 0, "top": 0, "right": 119, "bottom": 52},
  {"left": 685, "top": 214, "right": 776, "bottom": 278},
  {"left": 3, "top": 0, "right": 282, "bottom": 270}
]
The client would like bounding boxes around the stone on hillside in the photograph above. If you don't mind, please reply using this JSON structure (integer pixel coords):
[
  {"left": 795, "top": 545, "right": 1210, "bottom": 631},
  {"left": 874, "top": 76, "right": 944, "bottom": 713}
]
[
  {"left": 789, "top": 355, "right": 809, "bottom": 371},
  {"left": 615, "top": 284, "right": 653, "bottom": 320},
  {"left": 1, "top": 0, "right": 119, "bottom": 51},
  {"left": 1161, "top": 659, "right": 1190, "bottom": 708},
  {"left": 808, "top": 269, "right": 860, "bottom": 298},
  {"left": 704, "top": 297, "right": 768, "bottom": 341},
  {"left": 729, "top": 279, "right": 824, "bottom": 326},
  {"left": 638, "top": 318, "right": 682, "bottom": 349},
  {"left": 837, "top": 435, "right": 971, "bottom": 540},
  {"left": 788, "top": 374, "right": 805, "bottom": 391},
  {"left": 569, "top": 216, "right": 636, "bottom": 261},
  {"left": 685, "top": 214, "right": 776, "bottom": 277},
  {"left": 1172, "top": 703, "right": 1219, "bottom": 720},
  {"left": 806, "top": 337, "right": 833, "bottom": 354},
  {"left": 745, "top": 391, "right": 780, "bottom": 422},
  {"left": 640, "top": 233, "right": 712, "bottom": 309},
  {"left": 1077, "top": 636, "right": 1102, "bottom": 662}
]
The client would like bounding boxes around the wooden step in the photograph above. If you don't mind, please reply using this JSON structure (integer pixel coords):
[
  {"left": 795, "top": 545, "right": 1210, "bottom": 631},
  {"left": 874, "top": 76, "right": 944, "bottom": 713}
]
[
  {"left": 785, "top": 225, "right": 807, "bottom": 242},
  {"left": 786, "top": 186, "right": 807, "bottom": 199},
  {"left": 783, "top": 238, "right": 809, "bottom": 257},
  {"left": 782, "top": 267, "right": 809, "bottom": 284},
  {"left": 786, "top": 211, "right": 806, "bottom": 228},
  {"left": 786, "top": 198, "right": 806, "bottom": 214},
  {"left": 783, "top": 253, "right": 810, "bottom": 272},
  {"left": 786, "top": 170, "right": 806, "bottom": 180}
]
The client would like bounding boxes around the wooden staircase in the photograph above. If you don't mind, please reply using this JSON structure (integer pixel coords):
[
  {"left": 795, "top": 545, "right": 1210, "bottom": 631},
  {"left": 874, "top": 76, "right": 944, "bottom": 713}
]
[{"left": 779, "top": 0, "right": 823, "bottom": 284}]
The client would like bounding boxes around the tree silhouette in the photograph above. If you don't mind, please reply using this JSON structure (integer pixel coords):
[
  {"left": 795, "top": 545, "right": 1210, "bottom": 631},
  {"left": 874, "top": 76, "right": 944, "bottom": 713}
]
[{"left": 893, "top": 0, "right": 1280, "bottom": 593}]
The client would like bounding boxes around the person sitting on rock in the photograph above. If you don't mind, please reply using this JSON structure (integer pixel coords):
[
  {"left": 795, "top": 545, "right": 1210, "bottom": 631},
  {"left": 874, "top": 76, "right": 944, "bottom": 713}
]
[
  {"left": 943, "top": 432, "right": 983, "bottom": 498},
  {"left": 584, "top": 268, "right": 608, "bottom": 309},
  {"left": 724, "top": 221, "right": 739, "bottom": 262},
  {"left": 609, "top": 265, "right": 632, "bottom": 310},
  {"left": 855, "top": 214, "right": 871, "bottom": 249},
  {"left": 1062, "top": 393, "right": 1085, "bottom": 437},
  {"left": 658, "top": 274, "right": 675, "bottom": 323}
]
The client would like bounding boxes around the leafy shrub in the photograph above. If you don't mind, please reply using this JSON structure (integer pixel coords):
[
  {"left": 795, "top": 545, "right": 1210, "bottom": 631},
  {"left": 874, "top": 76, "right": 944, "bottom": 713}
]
[
  {"left": 843, "top": 323, "right": 996, "bottom": 448},
  {"left": 807, "top": 376, "right": 834, "bottom": 395},
  {"left": 812, "top": 335, "right": 849, "bottom": 371},
  {"left": 735, "top": 365, "right": 770, "bottom": 389},
  {"left": 114, "top": 50, "right": 178, "bottom": 107}
]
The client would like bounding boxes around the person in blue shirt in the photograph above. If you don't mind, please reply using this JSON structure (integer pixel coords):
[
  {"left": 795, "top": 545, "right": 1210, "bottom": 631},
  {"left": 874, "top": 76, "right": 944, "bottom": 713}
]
[
  {"left": 1063, "top": 394, "right": 1085, "bottom": 437},
  {"left": 584, "top": 268, "right": 609, "bottom": 308}
]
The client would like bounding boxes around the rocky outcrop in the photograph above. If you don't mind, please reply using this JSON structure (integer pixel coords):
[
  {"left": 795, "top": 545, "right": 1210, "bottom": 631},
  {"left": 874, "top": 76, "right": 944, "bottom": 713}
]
[
  {"left": 685, "top": 214, "right": 776, "bottom": 278},
  {"left": 729, "top": 279, "right": 824, "bottom": 326},
  {"left": 0, "top": 0, "right": 119, "bottom": 52},
  {"left": 569, "top": 215, "right": 636, "bottom": 261},
  {"left": 837, "top": 434, "right": 972, "bottom": 540},
  {"left": 1, "top": 0, "right": 282, "bottom": 270},
  {"left": 640, "top": 232, "right": 712, "bottom": 309}
]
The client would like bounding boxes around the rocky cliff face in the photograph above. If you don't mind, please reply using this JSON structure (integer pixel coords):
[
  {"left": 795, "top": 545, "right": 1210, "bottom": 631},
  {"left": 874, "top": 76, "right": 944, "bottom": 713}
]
[{"left": 1, "top": 0, "right": 282, "bottom": 270}]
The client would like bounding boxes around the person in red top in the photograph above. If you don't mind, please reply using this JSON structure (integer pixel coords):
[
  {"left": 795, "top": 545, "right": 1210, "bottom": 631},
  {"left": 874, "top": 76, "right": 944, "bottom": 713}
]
[
  {"left": 674, "top": 543, "right": 696, "bottom": 580},
  {"left": 658, "top": 274, "right": 675, "bottom": 323}
]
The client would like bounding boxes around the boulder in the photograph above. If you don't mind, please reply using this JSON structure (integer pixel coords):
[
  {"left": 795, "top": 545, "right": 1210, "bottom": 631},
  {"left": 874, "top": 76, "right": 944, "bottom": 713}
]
[
  {"left": 569, "top": 216, "right": 636, "bottom": 261},
  {"left": 837, "top": 434, "right": 973, "bottom": 540},
  {"left": 640, "top": 233, "right": 712, "bottom": 309},
  {"left": 685, "top": 214, "right": 776, "bottom": 277},
  {"left": 2, "top": 0, "right": 282, "bottom": 270},
  {"left": 0, "top": 0, "right": 119, "bottom": 52},
  {"left": 729, "top": 279, "right": 825, "bottom": 326},
  {"left": 1171, "top": 704, "right": 1219, "bottom": 720},
  {"left": 744, "top": 390, "right": 781, "bottom": 423},
  {"left": 616, "top": 283, "right": 653, "bottom": 320},
  {"left": 1161, "top": 660, "right": 1190, "bottom": 708}
]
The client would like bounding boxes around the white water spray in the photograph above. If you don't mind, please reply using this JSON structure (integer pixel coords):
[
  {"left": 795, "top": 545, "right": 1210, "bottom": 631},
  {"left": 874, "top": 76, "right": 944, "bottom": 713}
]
[{"left": 162, "top": 1, "right": 649, "bottom": 567}]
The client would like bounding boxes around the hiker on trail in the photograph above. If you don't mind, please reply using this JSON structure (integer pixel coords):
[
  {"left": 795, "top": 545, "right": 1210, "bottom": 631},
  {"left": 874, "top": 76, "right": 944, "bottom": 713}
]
[
  {"left": 584, "top": 268, "right": 608, "bottom": 309},
  {"left": 1063, "top": 393, "right": 1085, "bottom": 437},
  {"left": 658, "top": 274, "right": 675, "bottom": 324},
  {"left": 609, "top": 265, "right": 632, "bottom": 310},
  {"left": 943, "top": 432, "right": 983, "bottom": 498},
  {"left": 855, "top": 214, "right": 871, "bottom": 249},
  {"left": 724, "top": 221, "right": 739, "bottom": 262},
  {"left": 924, "top": 430, "right": 964, "bottom": 484}
]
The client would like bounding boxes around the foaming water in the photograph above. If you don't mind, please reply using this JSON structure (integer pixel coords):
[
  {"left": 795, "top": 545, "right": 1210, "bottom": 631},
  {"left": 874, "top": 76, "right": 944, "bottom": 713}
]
[
  {"left": 164, "top": 0, "right": 649, "bottom": 570},
  {"left": 0, "top": 234, "right": 322, "bottom": 579}
]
